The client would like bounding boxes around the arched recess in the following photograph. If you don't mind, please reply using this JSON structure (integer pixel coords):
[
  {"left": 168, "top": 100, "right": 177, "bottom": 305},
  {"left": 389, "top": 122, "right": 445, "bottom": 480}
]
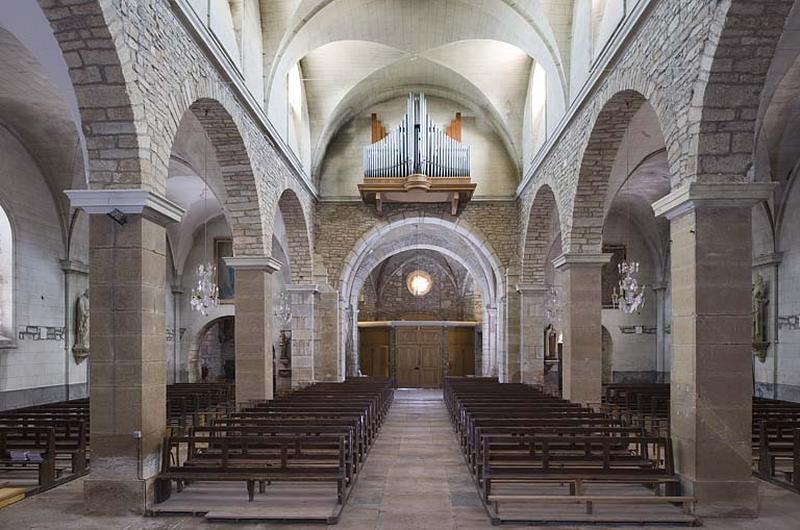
[
  {"left": 35, "top": 0, "right": 148, "bottom": 188},
  {"left": 565, "top": 90, "right": 648, "bottom": 254},
  {"left": 0, "top": 200, "right": 13, "bottom": 346},
  {"left": 185, "top": 309, "right": 236, "bottom": 382},
  {"left": 186, "top": 98, "right": 266, "bottom": 257},
  {"left": 276, "top": 189, "right": 313, "bottom": 283},
  {"left": 522, "top": 184, "right": 561, "bottom": 285},
  {"left": 339, "top": 214, "right": 506, "bottom": 380},
  {"left": 692, "top": 0, "right": 794, "bottom": 184}
]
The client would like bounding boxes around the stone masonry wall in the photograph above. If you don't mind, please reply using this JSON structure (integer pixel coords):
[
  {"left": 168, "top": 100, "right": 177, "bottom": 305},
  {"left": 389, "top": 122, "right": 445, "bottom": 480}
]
[{"left": 315, "top": 201, "right": 519, "bottom": 291}]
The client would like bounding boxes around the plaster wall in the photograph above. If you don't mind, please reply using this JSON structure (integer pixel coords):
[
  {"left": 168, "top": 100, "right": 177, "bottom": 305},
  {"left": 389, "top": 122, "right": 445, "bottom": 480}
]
[
  {"left": 318, "top": 95, "right": 519, "bottom": 198},
  {"left": 773, "top": 177, "right": 800, "bottom": 400},
  {"left": 601, "top": 210, "right": 660, "bottom": 381},
  {"left": 0, "top": 125, "right": 88, "bottom": 408}
]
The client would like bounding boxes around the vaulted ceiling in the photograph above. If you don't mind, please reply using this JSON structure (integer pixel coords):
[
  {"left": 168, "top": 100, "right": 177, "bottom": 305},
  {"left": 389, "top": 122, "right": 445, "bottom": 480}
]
[{"left": 259, "top": 0, "right": 574, "bottom": 184}]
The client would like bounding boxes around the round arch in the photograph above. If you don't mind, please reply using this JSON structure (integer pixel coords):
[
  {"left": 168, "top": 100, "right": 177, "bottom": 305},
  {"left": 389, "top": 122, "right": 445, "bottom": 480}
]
[
  {"left": 565, "top": 90, "right": 652, "bottom": 254},
  {"left": 338, "top": 214, "right": 506, "bottom": 381},
  {"left": 165, "top": 97, "right": 267, "bottom": 258},
  {"left": 276, "top": 188, "right": 313, "bottom": 283},
  {"left": 522, "top": 183, "right": 561, "bottom": 285},
  {"left": 184, "top": 306, "right": 236, "bottom": 383}
]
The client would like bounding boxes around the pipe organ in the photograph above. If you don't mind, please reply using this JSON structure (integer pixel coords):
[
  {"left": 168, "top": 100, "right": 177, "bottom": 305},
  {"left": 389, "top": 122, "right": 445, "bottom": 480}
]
[{"left": 359, "top": 93, "right": 476, "bottom": 215}]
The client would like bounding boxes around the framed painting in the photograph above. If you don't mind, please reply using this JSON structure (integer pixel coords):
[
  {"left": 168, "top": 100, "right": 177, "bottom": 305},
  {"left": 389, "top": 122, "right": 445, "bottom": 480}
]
[{"left": 214, "top": 238, "right": 235, "bottom": 301}]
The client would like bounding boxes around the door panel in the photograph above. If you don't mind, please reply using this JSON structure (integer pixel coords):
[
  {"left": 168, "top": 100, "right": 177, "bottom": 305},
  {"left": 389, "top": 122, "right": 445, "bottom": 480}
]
[
  {"left": 397, "top": 345, "right": 419, "bottom": 387},
  {"left": 359, "top": 327, "right": 390, "bottom": 377},
  {"left": 447, "top": 328, "right": 475, "bottom": 377},
  {"left": 419, "top": 344, "right": 441, "bottom": 387}
]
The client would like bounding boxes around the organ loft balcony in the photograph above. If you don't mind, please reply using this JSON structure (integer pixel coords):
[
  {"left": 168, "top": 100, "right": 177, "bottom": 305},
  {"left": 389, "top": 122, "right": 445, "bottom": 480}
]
[{"left": 358, "top": 93, "right": 477, "bottom": 215}]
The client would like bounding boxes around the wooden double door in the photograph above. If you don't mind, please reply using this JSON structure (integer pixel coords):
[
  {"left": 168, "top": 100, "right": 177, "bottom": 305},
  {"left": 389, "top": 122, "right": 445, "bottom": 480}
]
[{"left": 397, "top": 327, "right": 442, "bottom": 388}]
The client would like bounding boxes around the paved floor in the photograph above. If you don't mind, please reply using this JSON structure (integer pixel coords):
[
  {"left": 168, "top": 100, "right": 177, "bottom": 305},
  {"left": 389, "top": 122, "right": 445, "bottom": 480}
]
[{"left": 1, "top": 388, "right": 800, "bottom": 528}]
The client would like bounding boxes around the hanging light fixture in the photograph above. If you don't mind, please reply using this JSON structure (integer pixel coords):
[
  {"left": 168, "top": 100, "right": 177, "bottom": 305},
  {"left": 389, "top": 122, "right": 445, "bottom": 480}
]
[
  {"left": 191, "top": 113, "right": 220, "bottom": 316},
  {"left": 612, "top": 101, "right": 645, "bottom": 314},
  {"left": 274, "top": 289, "right": 292, "bottom": 325}
]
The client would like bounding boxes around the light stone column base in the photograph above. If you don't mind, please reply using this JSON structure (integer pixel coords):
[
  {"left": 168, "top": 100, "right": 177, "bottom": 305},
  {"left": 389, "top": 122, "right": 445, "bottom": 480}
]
[
  {"left": 84, "top": 477, "right": 154, "bottom": 516},
  {"left": 684, "top": 479, "right": 759, "bottom": 518}
]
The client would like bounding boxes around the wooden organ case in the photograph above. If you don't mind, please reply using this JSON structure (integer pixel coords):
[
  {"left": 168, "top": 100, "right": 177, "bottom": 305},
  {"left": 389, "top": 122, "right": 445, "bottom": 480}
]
[{"left": 359, "top": 93, "right": 476, "bottom": 215}]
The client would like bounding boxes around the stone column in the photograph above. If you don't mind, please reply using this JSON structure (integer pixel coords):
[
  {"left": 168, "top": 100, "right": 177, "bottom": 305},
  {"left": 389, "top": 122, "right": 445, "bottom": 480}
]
[
  {"left": 485, "top": 304, "right": 498, "bottom": 377},
  {"left": 314, "top": 287, "right": 341, "bottom": 381},
  {"left": 287, "top": 284, "right": 318, "bottom": 389},
  {"left": 653, "top": 182, "right": 774, "bottom": 517},
  {"left": 225, "top": 256, "right": 281, "bottom": 405},
  {"left": 505, "top": 284, "right": 522, "bottom": 383},
  {"left": 553, "top": 253, "right": 611, "bottom": 407},
  {"left": 169, "top": 279, "right": 184, "bottom": 384},
  {"left": 516, "top": 285, "right": 547, "bottom": 387},
  {"left": 345, "top": 304, "right": 360, "bottom": 377},
  {"left": 652, "top": 282, "right": 668, "bottom": 379},
  {"left": 65, "top": 189, "right": 184, "bottom": 515}
]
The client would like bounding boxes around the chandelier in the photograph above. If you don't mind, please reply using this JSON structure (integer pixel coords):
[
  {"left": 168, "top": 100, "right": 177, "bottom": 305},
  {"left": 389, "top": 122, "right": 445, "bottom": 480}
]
[
  {"left": 190, "top": 263, "right": 219, "bottom": 316},
  {"left": 274, "top": 289, "right": 292, "bottom": 325},
  {"left": 544, "top": 285, "right": 562, "bottom": 326},
  {"left": 612, "top": 261, "right": 645, "bottom": 314},
  {"left": 190, "top": 110, "right": 220, "bottom": 316}
]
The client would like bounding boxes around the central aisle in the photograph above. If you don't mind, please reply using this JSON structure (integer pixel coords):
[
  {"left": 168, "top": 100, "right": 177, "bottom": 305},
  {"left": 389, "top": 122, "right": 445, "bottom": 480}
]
[{"left": 337, "top": 388, "right": 490, "bottom": 529}]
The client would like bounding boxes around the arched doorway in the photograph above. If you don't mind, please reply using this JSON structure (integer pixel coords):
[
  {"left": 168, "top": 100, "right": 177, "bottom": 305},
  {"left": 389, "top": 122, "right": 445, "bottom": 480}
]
[
  {"left": 356, "top": 249, "right": 480, "bottom": 387},
  {"left": 339, "top": 214, "right": 505, "bottom": 384},
  {"left": 196, "top": 316, "right": 236, "bottom": 382}
]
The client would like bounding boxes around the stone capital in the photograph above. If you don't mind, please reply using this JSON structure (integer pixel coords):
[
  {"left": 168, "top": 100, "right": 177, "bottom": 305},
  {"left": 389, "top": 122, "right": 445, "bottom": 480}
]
[
  {"left": 753, "top": 252, "right": 783, "bottom": 268},
  {"left": 286, "top": 283, "right": 320, "bottom": 294},
  {"left": 64, "top": 189, "right": 185, "bottom": 225},
  {"left": 515, "top": 284, "right": 548, "bottom": 295},
  {"left": 224, "top": 256, "right": 282, "bottom": 273},
  {"left": 652, "top": 182, "right": 777, "bottom": 220},
  {"left": 553, "top": 253, "right": 612, "bottom": 271},
  {"left": 651, "top": 281, "right": 669, "bottom": 292},
  {"left": 60, "top": 259, "right": 89, "bottom": 275}
]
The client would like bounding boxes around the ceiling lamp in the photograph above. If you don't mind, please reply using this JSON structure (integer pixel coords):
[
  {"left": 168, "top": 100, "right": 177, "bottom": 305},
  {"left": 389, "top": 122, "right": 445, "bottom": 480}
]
[
  {"left": 190, "top": 113, "right": 220, "bottom": 316},
  {"left": 407, "top": 270, "right": 432, "bottom": 297},
  {"left": 612, "top": 261, "right": 645, "bottom": 314}
]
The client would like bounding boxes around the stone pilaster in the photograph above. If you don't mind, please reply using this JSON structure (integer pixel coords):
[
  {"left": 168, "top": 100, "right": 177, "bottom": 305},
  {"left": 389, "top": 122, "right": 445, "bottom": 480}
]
[
  {"left": 485, "top": 304, "right": 498, "bottom": 377},
  {"left": 553, "top": 253, "right": 611, "bottom": 407},
  {"left": 652, "top": 282, "right": 668, "bottom": 378},
  {"left": 225, "top": 256, "right": 281, "bottom": 405},
  {"left": 60, "top": 259, "right": 90, "bottom": 399},
  {"left": 516, "top": 284, "right": 547, "bottom": 386},
  {"left": 287, "top": 284, "right": 319, "bottom": 389},
  {"left": 65, "top": 188, "right": 185, "bottom": 515},
  {"left": 505, "top": 275, "right": 522, "bottom": 382},
  {"left": 653, "top": 182, "right": 775, "bottom": 517},
  {"left": 169, "top": 279, "right": 184, "bottom": 384},
  {"left": 314, "top": 288, "right": 341, "bottom": 381}
]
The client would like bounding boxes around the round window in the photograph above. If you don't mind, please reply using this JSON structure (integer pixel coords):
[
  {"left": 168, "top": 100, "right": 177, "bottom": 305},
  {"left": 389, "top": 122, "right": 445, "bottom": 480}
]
[{"left": 406, "top": 270, "right": 433, "bottom": 297}]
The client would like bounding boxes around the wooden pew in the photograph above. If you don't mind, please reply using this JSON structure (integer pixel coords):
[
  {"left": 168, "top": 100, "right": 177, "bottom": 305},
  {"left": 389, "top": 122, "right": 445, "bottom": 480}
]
[
  {"left": 0, "top": 427, "right": 57, "bottom": 492},
  {"left": 444, "top": 377, "right": 696, "bottom": 524},
  {"left": 154, "top": 377, "right": 394, "bottom": 511}
]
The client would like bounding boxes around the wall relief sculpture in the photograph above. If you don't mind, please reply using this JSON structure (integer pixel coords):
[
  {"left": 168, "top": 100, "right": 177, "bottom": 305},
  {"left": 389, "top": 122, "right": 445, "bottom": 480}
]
[
  {"left": 73, "top": 289, "right": 90, "bottom": 364},
  {"left": 753, "top": 274, "right": 769, "bottom": 362}
]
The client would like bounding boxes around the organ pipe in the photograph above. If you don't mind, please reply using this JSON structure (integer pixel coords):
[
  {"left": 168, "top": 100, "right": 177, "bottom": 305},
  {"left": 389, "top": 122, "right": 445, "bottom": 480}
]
[{"left": 364, "top": 93, "right": 470, "bottom": 179}]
